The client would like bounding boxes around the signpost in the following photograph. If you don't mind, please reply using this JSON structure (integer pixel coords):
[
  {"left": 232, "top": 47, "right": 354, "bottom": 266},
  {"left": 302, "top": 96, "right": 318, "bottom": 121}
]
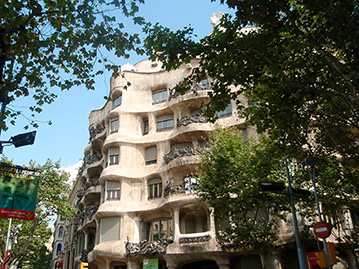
[{"left": 314, "top": 221, "right": 331, "bottom": 239}]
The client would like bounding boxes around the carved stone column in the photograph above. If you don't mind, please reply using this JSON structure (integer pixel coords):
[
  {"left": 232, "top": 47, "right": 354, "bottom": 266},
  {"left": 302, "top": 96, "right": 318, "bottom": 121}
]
[
  {"left": 133, "top": 216, "right": 141, "bottom": 243},
  {"left": 173, "top": 208, "right": 180, "bottom": 242},
  {"left": 105, "top": 258, "right": 111, "bottom": 269},
  {"left": 165, "top": 258, "right": 178, "bottom": 269},
  {"left": 128, "top": 260, "right": 141, "bottom": 269},
  {"left": 208, "top": 207, "right": 216, "bottom": 238},
  {"left": 263, "top": 250, "right": 284, "bottom": 269},
  {"left": 84, "top": 231, "right": 89, "bottom": 250},
  {"left": 215, "top": 256, "right": 230, "bottom": 269}
]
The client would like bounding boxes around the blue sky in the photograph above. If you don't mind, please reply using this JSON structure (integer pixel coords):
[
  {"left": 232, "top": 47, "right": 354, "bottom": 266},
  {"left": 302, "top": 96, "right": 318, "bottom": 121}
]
[{"left": 1, "top": 0, "right": 233, "bottom": 171}]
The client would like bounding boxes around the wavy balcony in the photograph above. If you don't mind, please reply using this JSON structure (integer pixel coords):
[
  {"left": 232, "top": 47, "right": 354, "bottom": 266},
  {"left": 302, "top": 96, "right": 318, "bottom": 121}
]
[
  {"left": 125, "top": 239, "right": 173, "bottom": 258},
  {"left": 178, "top": 232, "right": 211, "bottom": 244}
]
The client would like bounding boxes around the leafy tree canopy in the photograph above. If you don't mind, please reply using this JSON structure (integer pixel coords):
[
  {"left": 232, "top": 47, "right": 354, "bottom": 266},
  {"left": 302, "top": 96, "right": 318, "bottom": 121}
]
[
  {"left": 0, "top": 0, "right": 145, "bottom": 130},
  {"left": 197, "top": 127, "right": 359, "bottom": 255},
  {"left": 144, "top": 0, "right": 359, "bottom": 165},
  {"left": 0, "top": 158, "right": 75, "bottom": 267}
]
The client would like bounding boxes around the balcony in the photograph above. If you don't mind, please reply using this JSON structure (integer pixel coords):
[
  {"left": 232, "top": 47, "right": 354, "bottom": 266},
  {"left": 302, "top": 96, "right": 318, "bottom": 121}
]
[
  {"left": 179, "top": 232, "right": 211, "bottom": 244},
  {"left": 79, "top": 204, "right": 99, "bottom": 226},
  {"left": 163, "top": 178, "right": 198, "bottom": 197},
  {"left": 84, "top": 178, "right": 100, "bottom": 191},
  {"left": 163, "top": 146, "right": 201, "bottom": 164},
  {"left": 84, "top": 153, "right": 102, "bottom": 166},
  {"left": 89, "top": 125, "right": 105, "bottom": 142},
  {"left": 125, "top": 238, "right": 173, "bottom": 257},
  {"left": 177, "top": 114, "right": 207, "bottom": 127}
]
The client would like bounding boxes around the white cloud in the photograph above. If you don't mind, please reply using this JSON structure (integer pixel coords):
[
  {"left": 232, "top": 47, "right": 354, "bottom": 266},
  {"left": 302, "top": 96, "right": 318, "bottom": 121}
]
[{"left": 61, "top": 160, "right": 83, "bottom": 185}]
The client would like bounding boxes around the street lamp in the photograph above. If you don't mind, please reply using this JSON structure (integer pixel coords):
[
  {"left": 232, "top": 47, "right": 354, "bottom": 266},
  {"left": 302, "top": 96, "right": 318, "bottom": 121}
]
[{"left": 0, "top": 131, "right": 37, "bottom": 154}]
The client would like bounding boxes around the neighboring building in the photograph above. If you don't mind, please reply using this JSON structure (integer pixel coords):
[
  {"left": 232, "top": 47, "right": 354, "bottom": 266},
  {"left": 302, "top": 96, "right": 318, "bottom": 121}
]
[{"left": 51, "top": 216, "right": 66, "bottom": 268}]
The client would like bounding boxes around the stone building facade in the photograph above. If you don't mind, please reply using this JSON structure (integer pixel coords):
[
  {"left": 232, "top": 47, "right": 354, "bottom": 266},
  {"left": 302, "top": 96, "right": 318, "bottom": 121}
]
[
  {"left": 58, "top": 58, "right": 356, "bottom": 269},
  {"left": 51, "top": 216, "right": 66, "bottom": 268}
]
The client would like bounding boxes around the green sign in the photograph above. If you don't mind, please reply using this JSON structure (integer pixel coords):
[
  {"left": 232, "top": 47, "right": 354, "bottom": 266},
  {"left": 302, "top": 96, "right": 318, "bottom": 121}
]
[
  {"left": 0, "top": 162, "right": 40, "bottom": 220},
  {"left": 143, "top": 259, "right": 158, "bottom": 269}
]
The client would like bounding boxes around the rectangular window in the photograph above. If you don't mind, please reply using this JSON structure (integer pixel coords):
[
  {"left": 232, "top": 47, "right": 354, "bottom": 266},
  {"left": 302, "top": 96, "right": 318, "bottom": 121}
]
[
  {"left": 106, "top": 181, "right": 121, "bottom": 200},
  {"left": 148, "top": 178, "right": 162, "bottom": 199},
  {"left": 143, "top": 118, "right": 149, "bottom": 135},
  {"left": 108, "top": 147, "right": 119, "bottom": 165},
  {"left": 152, "top": 89, "right": 168, "bottom": 104},
  {"left": 156, "top": 114, "right": 174, "bottom": 132},
  {"left": 216, "top": 103, "right": 232, "bottom": 118},
  {"left": 145, "top": 146, "right": 157, "bottom": 165},
  {"left": 112, "top": 94, "right": 122, "bottom": 109},
  {"left": 185, "top": 218, "right": 197, "bottom": 233},
  {"left": 109, "top": 118, "right": 119, "bottom": 134},
  {"left": 146, "top": 219, "right": 172, "bottom": 242},
  {"left": 100, "top": 217, "right": 120, "bottom": 242}
]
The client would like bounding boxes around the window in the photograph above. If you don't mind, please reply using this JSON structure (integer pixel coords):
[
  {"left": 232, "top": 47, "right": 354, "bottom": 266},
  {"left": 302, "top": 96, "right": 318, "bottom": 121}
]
[
  {"left": 184, "top": 176, "right": 199, "bottom": 194},
  {"left": 148, "top": 178, "right": 162, "bottom": 199},
  {"left": 152, "top": 89, "right": 168, "bottom": 104},
  {"left": 58, "top": 226, "right": 64, "bottom": 238},
  {"left": 195, "top": 78, "right": 208, "bottom": 91},
  {"left": 112, "top": 94, "right": 122, "bottom": 109},
  {"left": 100, "top": 217, "right": 121, "bottom": 242},
  {"left": 172, "top": 142, "right": 192, "bottom": 150},
  {"left": 108, "top": 147, "right": 119, "bottom": 165},
  {"left": 56, "top": 243, "right": 62, "bottom": 255},
  {"left": 185, "top": 219, "right": 197, "bottom": 233},
  {"left": 156, "top": 114, "right": 174, "bottom": 132},
  {"left": 69, "top": 224, "right": 74, "bottom": 241},
  {"left": 145, "top": 218, "right": 172, "bottom": 241},
  {"left": 77, "top": 234, "right": 85, "bottom": 256},
  {"left": 143, "top": 118, "right": 149, "bottom": 135},
  {"left": 216, "top": 103, "right": 232, "bottom": 118},
  {"left": 109, "top": 118, "right": 119, "bottom": 134},
  {"left": 145, "top": 146, "right": 157, "bottom": 165},
  {"left": 106, "top": 181, "right": 121, "bottom": 200},
  {"left": 180, "top": 209, "right": 208, "bottom": 234}
]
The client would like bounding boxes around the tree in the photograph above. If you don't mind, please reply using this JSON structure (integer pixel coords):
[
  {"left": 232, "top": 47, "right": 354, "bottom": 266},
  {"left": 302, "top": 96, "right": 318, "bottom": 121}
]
[
  {"left": 143, "top": 0, "right": 359, "bottom": 165},
  {"left": 197, "top": 128, "right": 295, "bottom": 253},
  {"left": 197, "top": 127, "right": 359, "bottom": 265},
  {"left": 0, "top": 159, "right": 75, "bottom": 267},
  {"left": 0, "top": 0, "right": 145, "bottom": 130}
]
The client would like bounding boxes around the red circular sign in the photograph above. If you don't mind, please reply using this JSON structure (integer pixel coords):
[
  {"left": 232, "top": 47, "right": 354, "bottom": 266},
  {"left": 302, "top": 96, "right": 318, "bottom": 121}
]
[{"left": 313, "top": 221, "right": 331, "bottom": 238}]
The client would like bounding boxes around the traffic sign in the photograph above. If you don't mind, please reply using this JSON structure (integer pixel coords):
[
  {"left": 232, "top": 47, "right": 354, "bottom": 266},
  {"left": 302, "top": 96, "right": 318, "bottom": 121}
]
[{"left": 313, "top": 221, "right": 331, "bottom": 238}]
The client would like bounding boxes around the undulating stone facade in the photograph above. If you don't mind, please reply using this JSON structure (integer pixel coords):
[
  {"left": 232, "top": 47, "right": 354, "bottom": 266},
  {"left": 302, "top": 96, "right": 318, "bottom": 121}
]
[{"left": 55, "top": 57, "right": 356, "bottom": 269}]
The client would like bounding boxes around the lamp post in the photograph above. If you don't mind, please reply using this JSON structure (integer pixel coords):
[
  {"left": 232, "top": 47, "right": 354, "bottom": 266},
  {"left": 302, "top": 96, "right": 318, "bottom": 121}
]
[{"left": 302, "top": 156, "right": 332, "bottom": 269}]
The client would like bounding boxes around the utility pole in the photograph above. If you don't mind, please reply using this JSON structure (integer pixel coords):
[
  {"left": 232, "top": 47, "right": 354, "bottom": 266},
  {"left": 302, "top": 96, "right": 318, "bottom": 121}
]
[
  {"left": 285, "top": 158, "right": 307, "bottom": 269},
  {"left": 303, "top": 156, "right": 332, "bottom": 269}
]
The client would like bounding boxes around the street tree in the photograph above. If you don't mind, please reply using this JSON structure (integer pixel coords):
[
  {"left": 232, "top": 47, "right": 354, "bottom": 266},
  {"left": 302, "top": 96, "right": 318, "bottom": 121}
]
[
  {"left": 196, "top": 128, "right": 303, "bottom": 256},
  {"left": 144, "top": 0, "right": 359, "bottom": 165},
  {"left": 197, "top": 127, "right": 359, "bottom": 265},
  {"left": 0, "top": 0, "right": 145, "bottom": 130},
  {"left": 0, "top": 158, "right": 75, "bottom": 267}
]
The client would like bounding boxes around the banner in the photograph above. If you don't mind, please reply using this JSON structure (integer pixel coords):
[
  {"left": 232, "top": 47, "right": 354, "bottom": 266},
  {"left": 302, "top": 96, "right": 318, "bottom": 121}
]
[{"left": 0, "top": 162, "right": 40, "bottom": 220}]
